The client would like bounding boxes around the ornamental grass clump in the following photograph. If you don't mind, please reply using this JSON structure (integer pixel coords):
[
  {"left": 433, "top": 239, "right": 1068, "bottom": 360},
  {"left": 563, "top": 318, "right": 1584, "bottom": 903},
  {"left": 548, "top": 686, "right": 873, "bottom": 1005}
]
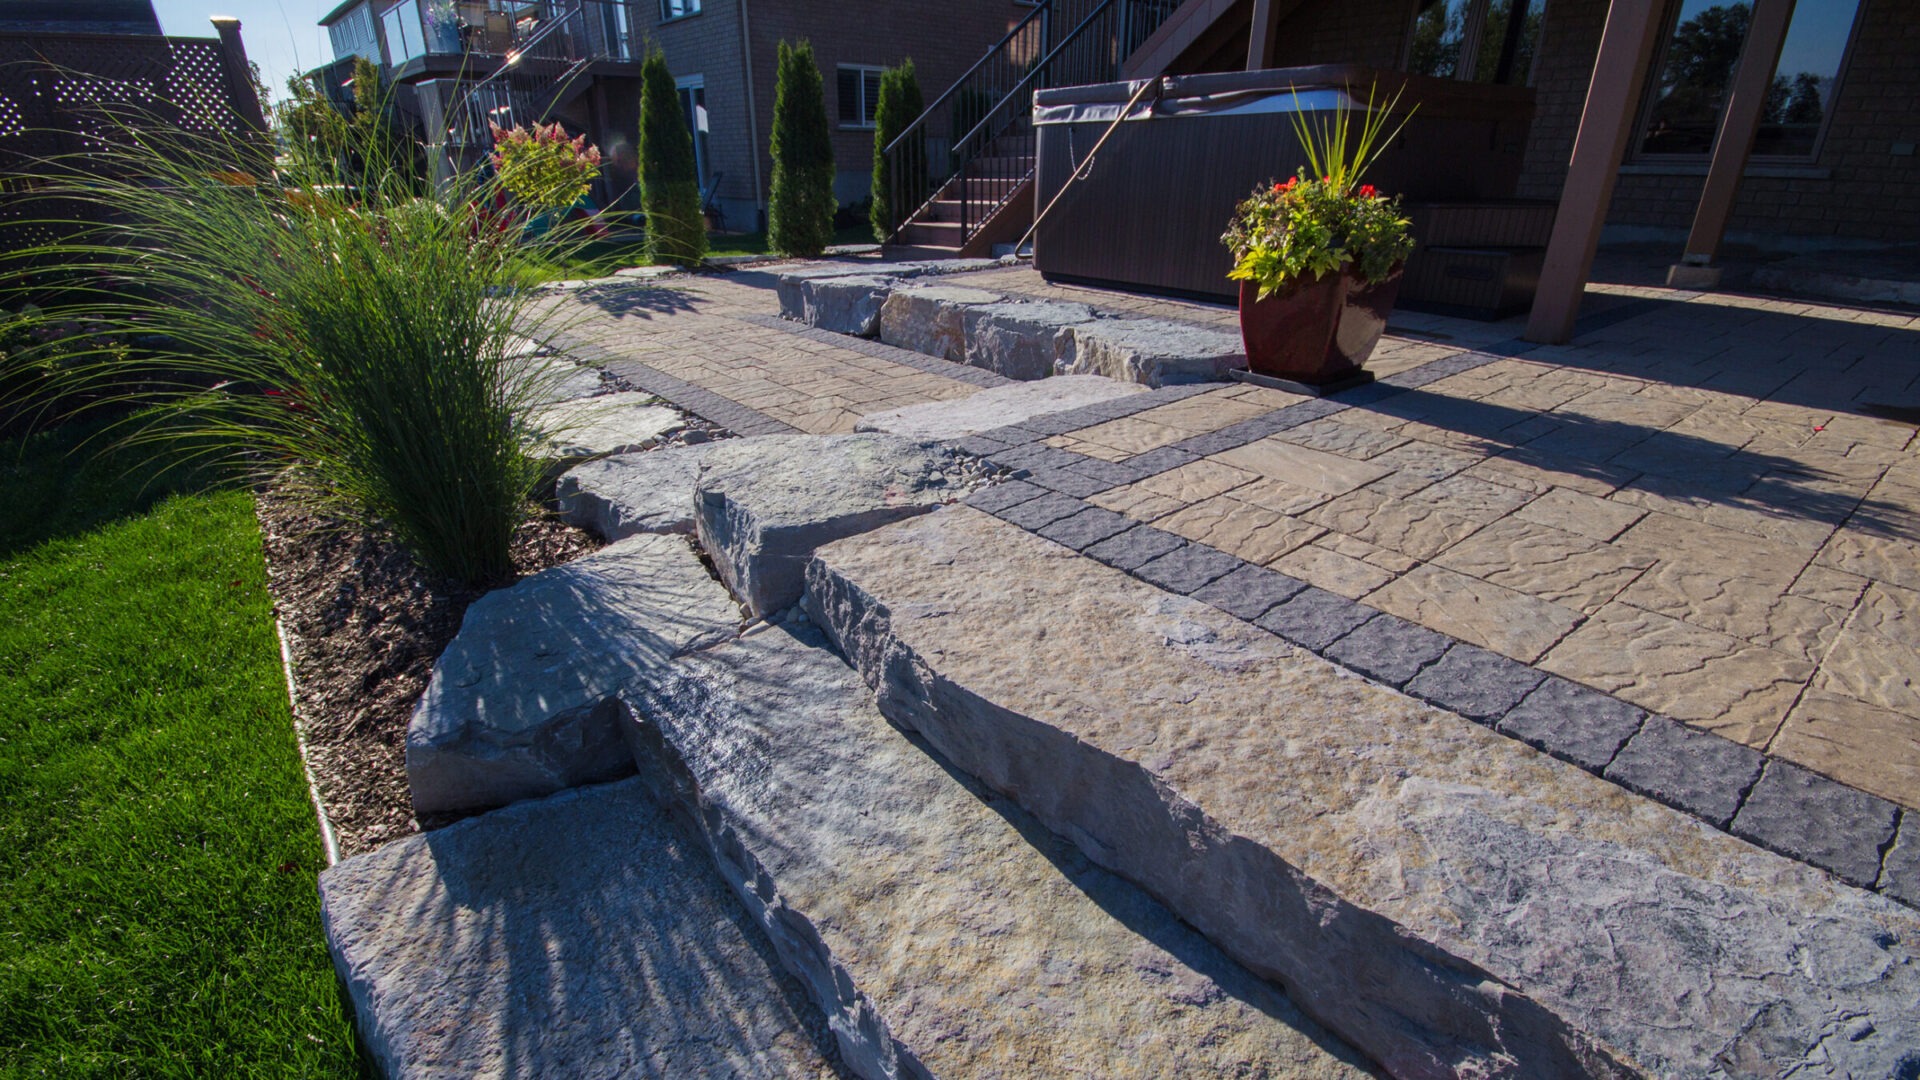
[
  {"left": 0, "top": 89, "right": 597, "bottom": 586},
  {"left": 1222, "top": 85, "right": 1417, "bottom": 299}
]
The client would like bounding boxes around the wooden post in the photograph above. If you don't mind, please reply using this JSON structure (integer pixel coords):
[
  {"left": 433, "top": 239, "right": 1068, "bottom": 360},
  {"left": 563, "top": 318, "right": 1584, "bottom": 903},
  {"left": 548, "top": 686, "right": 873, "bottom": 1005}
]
[
  {"left": 1523, "top": 0, "right": 1667, "bottom": 344},
  {"left": 1247, "top": 0, "right": 1280, "bottom": 70},
  {"left": 209, "top": 17, "right": 269, "bottom": 134},
  {"left": 1668, "top": 0, "right": 1797, "bottom": 286}
]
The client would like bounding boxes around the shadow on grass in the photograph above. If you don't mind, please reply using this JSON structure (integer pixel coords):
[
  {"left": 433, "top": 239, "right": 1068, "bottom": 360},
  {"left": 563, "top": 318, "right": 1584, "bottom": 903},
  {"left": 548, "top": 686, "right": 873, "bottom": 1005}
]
[{"left": 0, "top": 418, "right": 239, "bottom": 560}]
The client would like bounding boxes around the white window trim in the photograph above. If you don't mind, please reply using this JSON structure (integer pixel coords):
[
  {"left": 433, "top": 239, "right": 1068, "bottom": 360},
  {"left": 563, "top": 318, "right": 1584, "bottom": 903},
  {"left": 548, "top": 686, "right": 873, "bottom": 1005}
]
[
  {"left": 838, "top": 64, "right": 884, "bottom": 130},
  {"left": 660, "top": 0, "right": 702, "bottom": 22}
]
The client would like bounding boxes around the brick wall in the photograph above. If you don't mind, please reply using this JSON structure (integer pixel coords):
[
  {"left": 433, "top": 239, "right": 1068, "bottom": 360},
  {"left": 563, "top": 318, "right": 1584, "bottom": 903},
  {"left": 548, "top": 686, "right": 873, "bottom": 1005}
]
[
  {"left": 621, "top": 0, "right": 1021, "bottom": 224},
  {"left": 1517, "top": 0, "right": 1920, "bottom": 243}
]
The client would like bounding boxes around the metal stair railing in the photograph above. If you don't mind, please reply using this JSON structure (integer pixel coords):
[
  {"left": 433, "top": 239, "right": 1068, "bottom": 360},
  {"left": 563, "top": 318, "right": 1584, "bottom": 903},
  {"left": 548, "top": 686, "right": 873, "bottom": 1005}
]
[
  {"left": 447, "top": 0, "right": 628, "bottom": 147},
  {"left": 881, "top": 0, "right": 1180, "bottom": 246}
]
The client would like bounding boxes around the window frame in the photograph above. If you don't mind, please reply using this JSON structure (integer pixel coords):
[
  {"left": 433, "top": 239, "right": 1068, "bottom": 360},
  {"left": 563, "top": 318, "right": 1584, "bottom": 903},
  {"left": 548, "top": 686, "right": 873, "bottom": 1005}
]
[
  {"left": 1399, "top": 0, "right": 1545, "bottom": 87},
  {"left": 836, "top": 64, "right": 885, "bottom": 130},
  {"left": 1628, "top": 0, "right": 1867, "bottom": 166},
  {"left": 659, "top": 0, "right": 701, "bottom": 21}
]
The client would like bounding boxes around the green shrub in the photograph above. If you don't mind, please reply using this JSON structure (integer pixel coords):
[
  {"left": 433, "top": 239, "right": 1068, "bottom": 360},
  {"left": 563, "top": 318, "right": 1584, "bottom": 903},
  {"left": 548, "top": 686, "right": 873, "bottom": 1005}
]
[
  {"left": 638, "top": 49, "right": 708, "bottom": 267},
  {"left": 492, "top": 120, "right": 603, "bottom": 216},
  {"left": 870, "top": 59, "right": 925, "bottom": 241},
  {"left": 0, "top": 90, "right": 595, "bottom": 586},
  {"left": 768, "top": 40, "right": 836, "bottom": 257}
]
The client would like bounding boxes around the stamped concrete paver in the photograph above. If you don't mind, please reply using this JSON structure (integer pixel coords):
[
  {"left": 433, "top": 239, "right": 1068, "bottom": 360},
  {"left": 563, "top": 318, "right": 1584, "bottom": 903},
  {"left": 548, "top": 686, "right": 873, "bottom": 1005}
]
[
  {"left": 1366, "top": 563, "right": 1583, "bottom": 662},
  {"left": 1433, "top": 517, "right": 1654, "bottom": 614}
]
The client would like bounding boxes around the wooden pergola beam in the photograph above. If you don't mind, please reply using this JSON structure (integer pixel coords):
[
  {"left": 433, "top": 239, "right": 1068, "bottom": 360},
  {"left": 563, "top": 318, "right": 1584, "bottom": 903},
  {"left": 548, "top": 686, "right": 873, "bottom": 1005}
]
[
  {"left": 1524, "top": 0, "right": 1668, "bottom": 344},
  {"left": 1671, "top": 0, "right": 1797, "bottom": 283}
]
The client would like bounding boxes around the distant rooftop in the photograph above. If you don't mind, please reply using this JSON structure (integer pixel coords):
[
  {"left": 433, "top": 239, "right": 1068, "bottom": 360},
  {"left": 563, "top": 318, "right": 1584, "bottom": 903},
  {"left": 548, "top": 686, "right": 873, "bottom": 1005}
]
[{"left": 0, "top": 0, "right": 164, "bottom": 35}]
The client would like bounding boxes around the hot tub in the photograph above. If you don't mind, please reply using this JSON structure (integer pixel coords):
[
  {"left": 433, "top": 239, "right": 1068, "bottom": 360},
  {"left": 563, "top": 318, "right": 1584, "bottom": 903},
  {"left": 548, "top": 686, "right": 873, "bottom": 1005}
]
[{"left": 1031, "top": 65, "right": 1535, "bottom": 300}]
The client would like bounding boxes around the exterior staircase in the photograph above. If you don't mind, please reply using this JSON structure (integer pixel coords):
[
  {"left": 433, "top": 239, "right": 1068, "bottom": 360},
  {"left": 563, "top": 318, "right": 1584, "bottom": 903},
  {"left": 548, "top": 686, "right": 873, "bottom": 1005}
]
[{"left": 880, "top": 0, "right": 1185, "bottom": 257}]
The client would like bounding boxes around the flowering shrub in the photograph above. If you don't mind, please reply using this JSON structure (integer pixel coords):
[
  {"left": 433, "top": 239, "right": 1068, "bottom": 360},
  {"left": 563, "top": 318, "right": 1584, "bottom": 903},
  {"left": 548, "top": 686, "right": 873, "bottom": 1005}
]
[
  {"left": 1220, "top": 85, "right": 1415, "bottom": 299},
  {"left": 489, "top": 121, "right": 602, "bottom": 215},
  {"left": 1221, "top": 172, "right": 1413, "bottom": 298}
]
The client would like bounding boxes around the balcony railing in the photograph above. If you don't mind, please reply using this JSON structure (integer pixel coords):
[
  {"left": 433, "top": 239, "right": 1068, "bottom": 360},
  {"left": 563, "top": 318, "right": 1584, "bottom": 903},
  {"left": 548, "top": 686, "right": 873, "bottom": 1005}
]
[{"left": 380, "top": 0, "right": 640, "bottom": 68}]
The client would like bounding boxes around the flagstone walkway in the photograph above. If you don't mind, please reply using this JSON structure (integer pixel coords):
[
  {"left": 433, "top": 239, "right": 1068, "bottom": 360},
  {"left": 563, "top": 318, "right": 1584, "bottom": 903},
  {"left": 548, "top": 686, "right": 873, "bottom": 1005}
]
[{"left": 535, "top": 255, "right": 1920, "bottom": 902}]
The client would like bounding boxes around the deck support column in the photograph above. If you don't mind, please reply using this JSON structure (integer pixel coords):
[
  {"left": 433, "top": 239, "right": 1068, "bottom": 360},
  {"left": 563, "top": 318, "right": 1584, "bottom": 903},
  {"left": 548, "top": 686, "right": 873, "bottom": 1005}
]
[
  {"left": 1524, "top": 0, "right": 1667, "bottom": 344},
  {"left": 1667, "top": 0, "right": 1797, "bottom": 288},
  {"left": 1246, "top": 0, "right": 1280, "bottom": 69},
  {"left": 209, "top": 17, "right": 268, "bottom": 135}
]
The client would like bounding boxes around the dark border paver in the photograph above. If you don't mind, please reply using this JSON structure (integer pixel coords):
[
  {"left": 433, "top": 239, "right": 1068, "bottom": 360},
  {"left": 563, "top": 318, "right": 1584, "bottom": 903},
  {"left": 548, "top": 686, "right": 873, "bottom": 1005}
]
[
  {"left": 1083, "top": 525, "right": 1186, "bottom": 571},
  {"left": 1494, "top": 676, "right": 1645, "bottom": 770},
  {"left": 1190, "top": 565, "right": 1308, "bottom": 622},
  {"left": 1037, "top": 506, "right": 1135, "bottom": 551},
  {"left": 1604, "top": 717, "right": 1764, "bottom": 829},
  {"left": 1730, "top": 760, "right": 1900, "bottom": 889},
  {"left": 1255, "top": 587, "right": 1377, "bottom": 653},
  {"left": 1133, "top": 542, "right": 1243, "bottom": 595},
  {"left": 1324, "top": 615, "right": 1452, "bottom": 688}
]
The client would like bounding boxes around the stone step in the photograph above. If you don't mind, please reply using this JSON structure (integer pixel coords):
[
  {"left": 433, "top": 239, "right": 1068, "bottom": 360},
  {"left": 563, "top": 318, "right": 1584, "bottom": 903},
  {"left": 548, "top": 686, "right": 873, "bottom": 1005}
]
[
  {"left": 618, "top": 617, "right": 1380, "bottom": 1080},
  {"left": 555, "top": 441, "right": 718, "bottom": 540},
  {"left": 802, "top": 506, "right": 1920, "bottom": 1078},
  {"left": 855, "top": 374, "right": 1146, "bottom": 439},
  {"left": 319, "top": 778, "right": 843, "bottom": 1079}
]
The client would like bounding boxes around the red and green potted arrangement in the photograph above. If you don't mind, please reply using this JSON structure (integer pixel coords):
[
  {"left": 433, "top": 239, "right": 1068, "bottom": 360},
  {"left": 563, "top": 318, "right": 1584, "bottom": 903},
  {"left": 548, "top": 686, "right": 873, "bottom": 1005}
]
[{"left": 1221, "top": 87, "right": 1415, "bottom": 387}]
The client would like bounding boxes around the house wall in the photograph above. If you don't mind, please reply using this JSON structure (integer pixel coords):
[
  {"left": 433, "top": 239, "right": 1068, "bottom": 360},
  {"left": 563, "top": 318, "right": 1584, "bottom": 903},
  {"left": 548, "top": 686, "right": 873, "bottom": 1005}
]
[
  {"left": 1518, "top": 0, "right": 1920, "bottom": 244},
  {"left": 627, "top": 0, "right": 1023, "bottom": 231}
]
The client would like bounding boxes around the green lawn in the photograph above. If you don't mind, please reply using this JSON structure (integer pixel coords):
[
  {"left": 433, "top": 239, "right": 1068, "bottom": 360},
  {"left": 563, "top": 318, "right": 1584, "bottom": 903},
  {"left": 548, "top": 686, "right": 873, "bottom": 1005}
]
[
  {"left": 0, "top": 425, "right": 363, "bottom": 1077},
  {"left": 519, "top": 224, "right": 878, "bottom": 282}
]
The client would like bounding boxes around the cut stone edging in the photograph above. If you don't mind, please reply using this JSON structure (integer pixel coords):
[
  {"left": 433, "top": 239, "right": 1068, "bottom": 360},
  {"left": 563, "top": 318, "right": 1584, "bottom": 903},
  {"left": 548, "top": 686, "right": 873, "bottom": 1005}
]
[
  {"left": 855, "top": 375, "right": 1146, "bottom": 440},
  {"left": 618, "top": 618, "right": 1379, "bottom": 1080},
  {"left": 405, "top": 533, "right": 740, "bottom": 816},
  {"left": 803, "top": 506, "right": 1920, "bottom": 1079},
  {"left": 693, "top": 433, "right": 985, "bottom": 619},
  {"left": 555, "top": 442, "right": 718, "bottom": 540},
  {"left": 528, "top": 391, "right": 685, "bottom": 460},
  {"left": 319, "top": 778, "right": 841, "bottom": 1079}
]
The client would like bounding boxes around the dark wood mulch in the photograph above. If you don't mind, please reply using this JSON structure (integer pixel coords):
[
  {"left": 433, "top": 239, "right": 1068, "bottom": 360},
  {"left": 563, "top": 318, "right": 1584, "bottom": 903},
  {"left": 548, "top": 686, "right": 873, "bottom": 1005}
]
[{"left": 257, "top": 495, "right": 603, "bottom": 859}]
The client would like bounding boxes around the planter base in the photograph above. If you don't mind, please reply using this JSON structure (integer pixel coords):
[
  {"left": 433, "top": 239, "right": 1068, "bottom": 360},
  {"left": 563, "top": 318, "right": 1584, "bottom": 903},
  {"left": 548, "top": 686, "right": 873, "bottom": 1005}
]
[{"left": 1228, "top": 367, "right": 1376, "bottom": 398}]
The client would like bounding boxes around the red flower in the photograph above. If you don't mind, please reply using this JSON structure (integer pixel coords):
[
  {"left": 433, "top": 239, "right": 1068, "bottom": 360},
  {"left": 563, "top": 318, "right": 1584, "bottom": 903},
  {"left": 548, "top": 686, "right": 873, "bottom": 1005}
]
[{"left": 1359, "top": 184, "right": 1377, "bottom": 198}]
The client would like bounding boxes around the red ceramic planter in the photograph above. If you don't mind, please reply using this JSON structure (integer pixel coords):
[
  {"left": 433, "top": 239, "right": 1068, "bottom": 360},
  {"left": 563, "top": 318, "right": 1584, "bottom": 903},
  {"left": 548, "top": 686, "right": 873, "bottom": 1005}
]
[{"left": 1238, "top": 268, "right": 1403, "bottom": 385}]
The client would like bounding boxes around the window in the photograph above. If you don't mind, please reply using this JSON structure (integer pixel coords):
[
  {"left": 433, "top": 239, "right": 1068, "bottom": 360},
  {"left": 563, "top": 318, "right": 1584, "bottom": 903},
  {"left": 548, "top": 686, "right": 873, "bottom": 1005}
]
[
  {"left": 1404, "top": 0, "right": 1543, "bottom": 85},
  {"left": 660, "top": 0, "right": 700, "bottom": 18},
  {"left": 1635, "top": 0, "right": 1863, "bottom": 159},
  {"left": 837, "top": 65, "right": 883, "bottom": 129},
  {"left": 677, "top": 75, "right": 711, "bottom": 185},
  {"left": 328, "top": 5, "right": 380, "bottom": 63}
]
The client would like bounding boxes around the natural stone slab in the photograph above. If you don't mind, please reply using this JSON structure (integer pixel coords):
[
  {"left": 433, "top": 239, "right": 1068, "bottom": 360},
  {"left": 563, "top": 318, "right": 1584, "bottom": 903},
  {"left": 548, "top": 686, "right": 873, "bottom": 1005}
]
[
  {"left": 694, "top": 433, "right": 978, "bottom": 618},
  {"left": 555, "top": 443, "right": 717, "bottom": 540},
  {"left": 874, "top": 284, "right": 1003, "bottom": 362},
  {"left": 793, "top": 275, "right": 896, "bottom": 337},
  {"left": 1058, "top": 318, "right": 1246, "bottom": 386},
  {"left": 509, "top": 353, "right": 604, "bottom": 406},
  {"left": 806, "top": 507, "right": 1920, "bottom": 1078},
  {"left": 856, "top": 375, "right": 1145, "bottom": 439},
  {"left": 319, "top": 779, "right": 839, "bottom": 1080},
  {"left": 621, "top": 621, "right": 1376, "bottom": 1080},
  {"left": 406, "top": 534, "right": 740, "bottom": 815},
  {"left": 774, "top": 262, "right": 883, "bottom": 319},
  {"left": 531, "top": 391, "right": 685, "bottom": 459},
  {"left": 961, "top": 301, "right": 1095, "bottom": 380}
]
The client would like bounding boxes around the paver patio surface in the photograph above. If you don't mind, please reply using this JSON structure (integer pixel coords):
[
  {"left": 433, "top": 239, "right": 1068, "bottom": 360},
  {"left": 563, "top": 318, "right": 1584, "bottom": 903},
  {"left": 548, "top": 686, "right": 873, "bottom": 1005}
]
[
  {"left": 536, "top": 268, "right": 987, "bottom": 435},
  {"left": 540, "top": 257, "right": 1919, "bottom": 822}
]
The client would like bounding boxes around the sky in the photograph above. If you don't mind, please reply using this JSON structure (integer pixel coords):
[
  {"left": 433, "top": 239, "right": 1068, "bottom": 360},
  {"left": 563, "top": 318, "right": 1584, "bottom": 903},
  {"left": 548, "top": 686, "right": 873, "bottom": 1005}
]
[{"left": 152, "top": 0, "right": 337, "bottom": 97}]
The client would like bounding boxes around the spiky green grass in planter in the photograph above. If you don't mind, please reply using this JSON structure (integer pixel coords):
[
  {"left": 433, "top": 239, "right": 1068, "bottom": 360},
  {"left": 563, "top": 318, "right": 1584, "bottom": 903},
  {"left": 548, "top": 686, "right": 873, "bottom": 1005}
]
[{"left": 0, "top": 425, "right": 362, "bottom": 1077}]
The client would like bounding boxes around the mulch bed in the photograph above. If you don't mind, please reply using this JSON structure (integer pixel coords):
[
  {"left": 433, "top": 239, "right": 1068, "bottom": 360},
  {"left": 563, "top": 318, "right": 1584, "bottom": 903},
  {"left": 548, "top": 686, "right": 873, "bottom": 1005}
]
[{"left": 257, "top": 495, "right": 603, "bottom": 859}]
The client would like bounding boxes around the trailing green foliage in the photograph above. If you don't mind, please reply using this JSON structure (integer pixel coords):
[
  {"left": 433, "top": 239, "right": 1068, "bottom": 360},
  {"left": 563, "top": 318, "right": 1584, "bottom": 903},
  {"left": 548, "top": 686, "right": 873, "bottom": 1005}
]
[
  {"left": 870, "top": 59, "right": 925, "bottom": 241},
  {"left": 1221, "top": 85, "right": 1416, "bottom": 297},
  {"left": 491, "top": 120, "right": 603, "bottom": 216},
  {"left": 768, "top": 40, "right": 837, "bottom": 257},
  {"left": 0, "top": 84, "right": 595, "bottom": 586},
  {"left": 638, "top": 49, "right": 708, "bottom": 267},
  {"left": 0, "top": 423, "right": 360, "bottom": 1076}
]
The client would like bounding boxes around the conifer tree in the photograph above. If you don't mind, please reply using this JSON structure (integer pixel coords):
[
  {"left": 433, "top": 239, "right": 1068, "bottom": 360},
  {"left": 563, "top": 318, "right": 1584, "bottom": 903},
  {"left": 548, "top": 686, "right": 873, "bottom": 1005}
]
[
  {"left": 870, "top": 59, "right": 924, "bottom": 241},
  {"left": 638, "top": 48, "right": 708, "bottom": 266},
  {"left": 768, "top": 40, "right": 836, "bottom": 257}
]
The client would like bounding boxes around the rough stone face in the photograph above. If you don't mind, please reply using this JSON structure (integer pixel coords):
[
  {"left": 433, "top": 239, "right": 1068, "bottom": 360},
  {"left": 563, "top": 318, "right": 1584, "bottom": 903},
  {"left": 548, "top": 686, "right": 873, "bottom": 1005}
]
[
  {"left": 555, "top": 443, "right": 717, "bottom": 540},
  {"left": 856, "top": 375, "right": 1145, "bottom": 439},
  {"left": 797, "top": 275, "right": 895, "bottom": 337},
  {"left": 694, "top": 433, "right": 979, "bottom": 618},
  {"left": 320, "top": 779, "right": 840, "bottom": 1080},
  {"left": 620, "top": 621, "right": 1378, "bottom": 1080},
  {"left": 805, "top": 507, "right": 1920, "bottom": 1080},
  {"left": 509, "top": 354, "right": 604, "bottom": 406},
  {"left": 406, "top": 534, "right": 740, "bottom": 815},
  {"left": 961, "top": 301, "right": 1095, "bottom": 380},
  {"left": 1058, "top": 318, "right": 1246, "bottom": 386},
  {"left": 530, "top": 391, "right": 684, "bottom": 459},
  {"left": 875, "top": 284, "right": 1003, "bottom": 362},
  {"left": 774, "top": 263, "right": 882, "bottom": 319}
]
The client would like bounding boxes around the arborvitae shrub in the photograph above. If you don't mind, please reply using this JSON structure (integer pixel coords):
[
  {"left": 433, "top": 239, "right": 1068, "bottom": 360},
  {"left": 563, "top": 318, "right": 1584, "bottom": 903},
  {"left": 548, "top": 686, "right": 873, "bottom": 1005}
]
[
  {"left": 638, "top": 48, "right": 707, "bottom": 267},
  {"left": 870, "top": 59, "right": 924, "bottom": 241},
  {"left": 768, "top": 40, "right": 836, "bottom": 257}
]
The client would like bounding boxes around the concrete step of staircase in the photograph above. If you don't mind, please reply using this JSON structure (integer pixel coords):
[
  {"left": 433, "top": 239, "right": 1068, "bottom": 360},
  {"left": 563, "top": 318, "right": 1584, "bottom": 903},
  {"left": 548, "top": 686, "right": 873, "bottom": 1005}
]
[
  {"left": 896, "top": 221, "right": 965, "bottom": 249},
  {"left": 801, "top": 505, "right": 1920, "bottom": 1079},
  {"left": 618, "top": 617, "right": 1379, "bottom": 1079},
  {"left": 319, "top": 779, "right": 843, "bottom": 1079}
]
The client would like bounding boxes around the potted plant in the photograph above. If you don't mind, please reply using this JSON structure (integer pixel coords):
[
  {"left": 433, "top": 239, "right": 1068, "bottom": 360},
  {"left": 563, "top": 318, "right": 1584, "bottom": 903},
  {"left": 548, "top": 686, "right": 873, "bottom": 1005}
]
[{"left": 1221, "top": 87, "right": 1415, "bottom": 388}]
